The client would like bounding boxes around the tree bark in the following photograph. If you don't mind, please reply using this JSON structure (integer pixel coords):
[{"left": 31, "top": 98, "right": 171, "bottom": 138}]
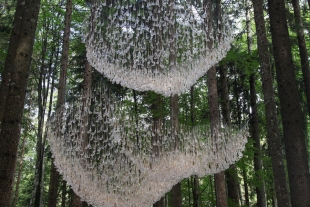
[
  {"left": 291, "top": 0, "right": 310, "bottom": 117},
  {"left": 32, "top": 20, "right": 51, "bottom": 206},
  {"left": 72, "top": 193, "right": 83, "bottom": 207},
  {"left": 249, "top": 74, "right": 267, "bottom": 207},
  {"left": 152, "top": 93, "right": 164, "bottom": 207},
  {"left": 242, "top": 169, "right": 250, "bottom": 206},
  {"left": 246, "top": 2, "right": 267, "bottom": 206},
  {"left": 61, "top": 181, "right": 67, "bottom": 207},
  {"left": 190, "top": 86, "right": 200, "bottom": 207},
  {"left": 218, "top": 65, "right": 240, "bottom": 206},
  {"left": 171, "top": 94, "right": 182, "bottom": 207},
  {"left": 12, "top": 134, "right": 27, "bottom": 207},
  {"left": 252, "top": 0, "right": 291, "bottom": 206},
  {"left": 268, "top": 0, "right": 310, "bottom": 206},
  {"left": 153, "top": 197, "right": 164, "bottom": 207},
  {"left": 48, "top": 0, "right": 72, "bottom": 205},
  {"left": 207, "top": 66, "right": 228, "bottom": 207},
  {"left": 0, "top": 0, "right": 41, "bottom": 205}
]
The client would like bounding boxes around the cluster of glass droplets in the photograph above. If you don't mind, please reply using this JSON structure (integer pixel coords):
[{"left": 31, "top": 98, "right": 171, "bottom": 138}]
[
  {"left": 85, "top": 0, "right": 234, "bottom": 96},
  {"left": 48, "top": 83, "right": 248, "bottom": 207}
]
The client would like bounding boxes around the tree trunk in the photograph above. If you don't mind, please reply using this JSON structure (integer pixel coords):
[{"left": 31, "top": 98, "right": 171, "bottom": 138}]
[
  {"left": 153, "top": 197, "right": 164, "bottom": 207},
  {"left": 61, "top": 181, "right": 67, "bottom": 207},
  {"left": 72, "top": 193, "right": 83, "bottom": 207},
  {"left": 0, "top": 0, "right": 41, "bottom": 205},
  {"left": 291, "top": 0, "right": 310, "bottom": 116},
  {"left": 190, "top": 86, "right": 200, "bottom": 207},
  {"left": 152, "top": 93, "right": 164, "bottom": 207},
  {"left": 242, "top": 169, "right": 250, "bottom": 206},
  {"left": 249, "top": 74, "right": 267, "bottom": 207},
  {"left": 48, "top": 162, "right": 60, "bottom": 207},
  {"left": 171, "top": 94, "right": 182, "bottom": 207},
  {"left": 172, "top": 183, "right": 182, "bottom": 207},
  {"left": 32, "top": 25, "right": 50, "bottom": 207},
  {"left": 251, "top": 0, "right": 291, "bottom": 206},
  {"left": 0, "top": 0, "right": 30, "bottom": 128},
  {"left": 48, "top": 0, "right": 72, "bottom": 205},
  {"left": 245, "top": 2, "right": 267, "bottom": 206},
  {"left": 268, "top": 0, "right": 310, "bottom": 206},
  {"left": 218, "top": 65, "right": 240, "bottom": 206},
  {"left": 12, "top": 134, "right": 27, "bottom": 207},
  {"left": 207, "top": 66, "right": 228, "bottom": 207}
]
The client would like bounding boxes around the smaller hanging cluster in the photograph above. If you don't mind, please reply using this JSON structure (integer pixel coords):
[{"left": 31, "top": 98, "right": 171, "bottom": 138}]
[
  {"left": 85, "top": 0, "right": 234, "bottom": 96},
  {"left": 48, "top": 83, "right": 248, "bottom": 207}
]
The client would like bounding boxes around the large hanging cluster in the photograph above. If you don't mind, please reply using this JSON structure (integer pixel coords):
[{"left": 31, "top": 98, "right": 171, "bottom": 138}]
[
  {"left": 85, "top": 0, "right": 234, "bottom": 96},
  {"left": 48, "top": 83, "right": 248, "bottom": 207}
]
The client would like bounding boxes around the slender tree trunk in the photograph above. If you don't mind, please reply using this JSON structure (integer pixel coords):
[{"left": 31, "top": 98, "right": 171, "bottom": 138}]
[
  {"left": 190, "top": 86, "right": 200, "bottom": 207},
  {"left": 249, "top": 74, "right": 267, "bottom": 207},
  {"left": 0, "top": 0, "right": 41, "bottom": 205},
  {"left": 245, "top": 2, "right": 267, "bottom": 206},
  {"left": 251, "top": 1, "right": 291, "bottom": 206},
  {"left": 207, "top": 67, "right": 228, "bottom": 207},
  {"left": 268, "top": 0, "right": 310, "bottom": 206},
  {"left": 192, "top": 176, "right": 199, "bottom": 207},
  {"left": 171, "top": 95, "right": 182, "bottom": 207},
  {"left": 205, "top": 0, "right": 227, "bottom": 205},
  {"left": 218, "top": 65, "right": 240, "bottom": 206},
  {"left": 242, "top": 169, "right": 250, "bottom": 207},
  {"left": 33, "top": 25, "right": 50, "bottom": 207},
  {"left": 291, "top": 0, "right": 310, "bottom": 116},
  {"left": 152, "top": 93, "right": 164, "bottom": 207},
  {"left": 61, "top": 181, "right": 67, "bottom": 207},
  {"left": 48, "top": 0, "right": 72, "bottom": 205},
  {"left": 12, "top": 134, "right": 27, "bottom": 207}
]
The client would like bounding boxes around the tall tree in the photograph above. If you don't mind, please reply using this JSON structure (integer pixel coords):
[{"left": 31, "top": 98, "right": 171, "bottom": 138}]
[
  {"left": 246, "top": 1, "right": 267, "bottom": 206},
  {"left": 0, "top": 0, "right": 41, "bottom": 205},
  {"left": 206, "top": 0, "right": 227, "bottom": 205},
  {"left": 291, "top": 0, "right": 310, "bottom": 116},
  {"left": 251, "top": 0, "right": 291, "bottom": 206},
  {"left": 190, "top": 86, "right": 200, "bottom": 207},
  {"left": 207, "top": 66, "right": 227, "bottom": 207},
  {"left": 249, "top": 74, "right": 267, "bottom": 207},
  {"left": 268, "top": 0, "right": 310, "bottom": 206},
  {"left": 48, "top": 0, "right": 72, "bottom": 205},
  {"left": 31, "top": 10, "right": 56, "bottom": 205}
]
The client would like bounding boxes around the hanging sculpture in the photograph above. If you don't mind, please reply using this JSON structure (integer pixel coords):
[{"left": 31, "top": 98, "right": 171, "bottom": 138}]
[
  {"left": 85, "top": 0, "right": 234, "bottom": 96},
  {"left": 48, "top": 0, "right": 246, "bottom": 206},
  {"left": 48, "top": 83, "right": 248, "bottom": 207}
]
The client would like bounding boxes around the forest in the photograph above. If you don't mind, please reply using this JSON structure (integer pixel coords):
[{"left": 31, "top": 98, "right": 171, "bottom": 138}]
[{"left": 0, "top": 0, "right": 310, "bottom": 206}]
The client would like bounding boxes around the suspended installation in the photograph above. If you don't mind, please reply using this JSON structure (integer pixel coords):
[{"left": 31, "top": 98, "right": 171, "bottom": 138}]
[
  {"left": 85, "top": 0, "right": 234, "bottom": 96},
  {"left": 47, "top": 0, "right": 247, "bottom": 206},
  {"left": 48, "top": 83, "right": 248, "bottom": 207}
]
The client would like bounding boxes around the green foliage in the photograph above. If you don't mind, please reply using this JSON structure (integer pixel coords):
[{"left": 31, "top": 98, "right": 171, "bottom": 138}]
[{"left": 222, "top": 48, "right": 260, "bottom": 77}]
